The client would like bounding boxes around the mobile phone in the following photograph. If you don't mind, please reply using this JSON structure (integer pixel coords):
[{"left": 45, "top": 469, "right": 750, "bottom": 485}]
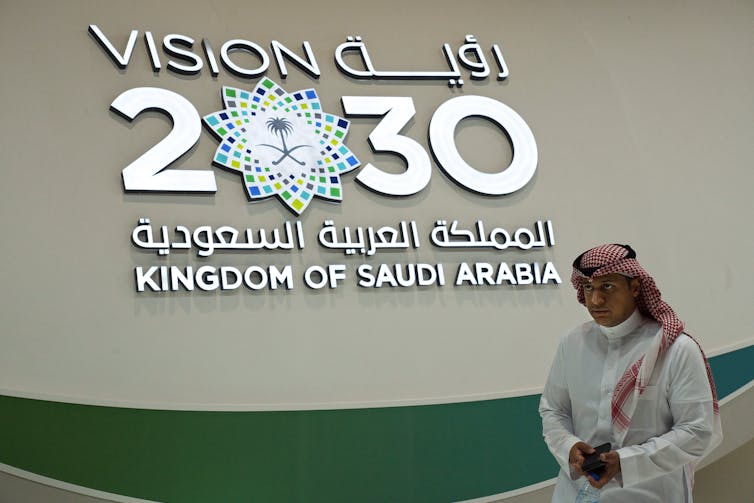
[{"left": 581, "top": 442, "right": 611, "bottom": 474}]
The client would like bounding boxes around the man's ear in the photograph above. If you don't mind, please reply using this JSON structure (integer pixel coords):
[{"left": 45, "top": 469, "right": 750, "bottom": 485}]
[{"left": 630, "top": 278, "right": 641, "bottom": 298}]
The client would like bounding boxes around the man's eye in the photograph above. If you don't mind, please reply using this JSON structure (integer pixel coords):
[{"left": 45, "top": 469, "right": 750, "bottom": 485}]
[
  {"left": 583, "top": 285, "right": 593, "bottom": 292},
  {"left": 603, "top": 284, "right": 614, "bottom": 291}
]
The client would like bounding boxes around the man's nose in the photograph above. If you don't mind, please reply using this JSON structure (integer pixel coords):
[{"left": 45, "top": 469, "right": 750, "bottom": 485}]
[{"left": 589, "top": 290, "right": 605, "bottom": 305}]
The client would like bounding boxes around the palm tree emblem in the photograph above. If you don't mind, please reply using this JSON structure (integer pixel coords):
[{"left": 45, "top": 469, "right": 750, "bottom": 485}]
[
  {"left": 203, "top": 79, "right": 362, "bottom": 214},
  {"left": 258, "top": 117, "right": 311, "bottom": 166}
]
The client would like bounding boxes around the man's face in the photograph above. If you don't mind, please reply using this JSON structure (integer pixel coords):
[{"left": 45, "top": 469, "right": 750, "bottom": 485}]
[{"left": 581, "top": 274, "right": 640, "bottom": 327}]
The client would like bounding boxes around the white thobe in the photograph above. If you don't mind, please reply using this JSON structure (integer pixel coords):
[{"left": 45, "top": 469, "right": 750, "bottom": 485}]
[{"left": 539, "top": 310, "right": 715, "bottom": 502}]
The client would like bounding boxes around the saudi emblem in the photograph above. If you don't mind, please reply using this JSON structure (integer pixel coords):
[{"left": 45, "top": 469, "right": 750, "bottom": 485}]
[{"left": 203, "top": 78, "right": 360, "bottom": 215}]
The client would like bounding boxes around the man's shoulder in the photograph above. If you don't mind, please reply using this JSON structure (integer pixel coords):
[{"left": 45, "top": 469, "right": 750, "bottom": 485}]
[{"left": 668, "top": 333, "right": 705, "bottom": 358}]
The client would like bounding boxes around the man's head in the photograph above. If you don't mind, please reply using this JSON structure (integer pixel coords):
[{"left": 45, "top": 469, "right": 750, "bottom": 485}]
[
  {"left": 570, "top": 244, "right": 683, "bottom": 338},
  {"left": 580, "top": 273, "right": 640, "bottom": 327}
]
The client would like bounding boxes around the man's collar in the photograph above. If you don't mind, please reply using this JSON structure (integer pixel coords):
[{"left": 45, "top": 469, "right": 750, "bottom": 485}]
[{"left": 598, "top": 309, "right": 643, "bottom": 339}]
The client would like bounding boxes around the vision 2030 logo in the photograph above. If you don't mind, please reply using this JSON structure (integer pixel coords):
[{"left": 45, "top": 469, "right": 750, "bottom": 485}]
[
  {"left": 203, "top": 78, "right": 360, "bottom": 215},
  {"left": 112, "top": 80, "right": 537, "bottom": 213}
]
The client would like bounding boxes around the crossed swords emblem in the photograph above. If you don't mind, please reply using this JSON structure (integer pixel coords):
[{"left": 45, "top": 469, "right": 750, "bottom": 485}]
[{"left": 257, "top": 117, "right": 312, "bottom": 166}]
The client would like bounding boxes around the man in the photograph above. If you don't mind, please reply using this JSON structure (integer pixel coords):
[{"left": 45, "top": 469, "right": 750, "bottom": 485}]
[{"left": 539, "top": 244, "right": 722, "bottom": 502}]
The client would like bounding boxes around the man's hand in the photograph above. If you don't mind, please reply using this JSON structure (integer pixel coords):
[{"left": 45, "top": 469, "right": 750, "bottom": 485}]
[
  {"left": 568, "top": 442, "right": 594, "bottom": 477},
  {"left": 586, "top": 450, "right": 621, "bottom": 489}
]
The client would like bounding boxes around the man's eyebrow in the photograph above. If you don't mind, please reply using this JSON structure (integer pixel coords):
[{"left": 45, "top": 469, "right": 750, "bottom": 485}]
[{"left": 585, "top": 278, "right": 619, "bottom": 285}]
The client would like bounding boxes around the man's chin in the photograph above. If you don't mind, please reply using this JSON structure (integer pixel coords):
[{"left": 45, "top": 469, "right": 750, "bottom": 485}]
[{"left": 590, "top": 312, "right": 616, "bottom": 326}]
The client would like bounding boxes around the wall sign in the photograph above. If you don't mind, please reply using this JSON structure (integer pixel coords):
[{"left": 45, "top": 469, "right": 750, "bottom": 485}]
[{"left": 89, "top": 25, "right": 560, "bottom": 293}]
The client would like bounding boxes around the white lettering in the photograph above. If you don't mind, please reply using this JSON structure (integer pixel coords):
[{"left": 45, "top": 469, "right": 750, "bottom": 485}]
[
  {"left": 243, "top": 266, "right": 268, "bottom": 290},
  {"left": 375, "top": 264, "right": 399, "bottom": 287},
  {"left": 135, "top": 266, "right": 161, "bottom": 292},
  {"left": 269, "top": 265, "right": 294, "bottom": 290},
  {"left": 358, "top": 263, "right": 444, "bottom": 288},
  {"left": 495, "top": 263, "right": 516, "bottom": 284},
  {"left": 541, "top": 262, "right": 562, "bottom": 284},
  {"left": 475, "top": 262, "right": 495, "bottom": 285},
  {"left": 514, "top": 263, "right": 534, "bottom": 285},
  {"left": 455, "top": 262, "right": 477, "bottom": 286},
  {"left": 304, "top": 265, "right": 329, "bottom": 289},
  {"left": 357, "top": 264, "right": 376, "bottom": 288},
  {"left": 327, "top": 264, "right": 347, "bottom": 288},
  {"left": 196, "top": 266, "right": 219, "bottom": 290},
  {"left": 220, "top": 267, "right": 243, "bottom": 290},
  {"left": 453, "top": 262, "right": 562, "bottom": 287},
  {"left": 163, "top": 34, "right": 203, "bottom": 75},
  {"left": 170, "top": 266, "right": 194, "bottom": 290},
  {"left": 135, "top": 265, "right": 294, "bottom": 292},
  {"left": 220, "top": 39, "right": 270, "bottom": 78}
]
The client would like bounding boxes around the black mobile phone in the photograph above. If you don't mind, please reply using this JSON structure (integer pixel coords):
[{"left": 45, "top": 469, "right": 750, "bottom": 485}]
[{"left": 581, "top": 442, "right": 611, "bottom": 474}]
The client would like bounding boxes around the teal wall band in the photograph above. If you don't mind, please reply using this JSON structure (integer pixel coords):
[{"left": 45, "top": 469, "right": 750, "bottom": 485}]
[{"left": 0, "top": 345, "right": 751, "bottom": 503}]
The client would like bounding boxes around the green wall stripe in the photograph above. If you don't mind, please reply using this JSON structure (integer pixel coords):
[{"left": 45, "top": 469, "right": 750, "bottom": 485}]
[
  {"left": 0, "top": 344, "right": 750, "bottom": 503},
  {"left": 709, "top": 344, "right": 754, "bottom": 399},
  {"left": 0, "top": 395, "right": 556, "bottom": 502}
]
